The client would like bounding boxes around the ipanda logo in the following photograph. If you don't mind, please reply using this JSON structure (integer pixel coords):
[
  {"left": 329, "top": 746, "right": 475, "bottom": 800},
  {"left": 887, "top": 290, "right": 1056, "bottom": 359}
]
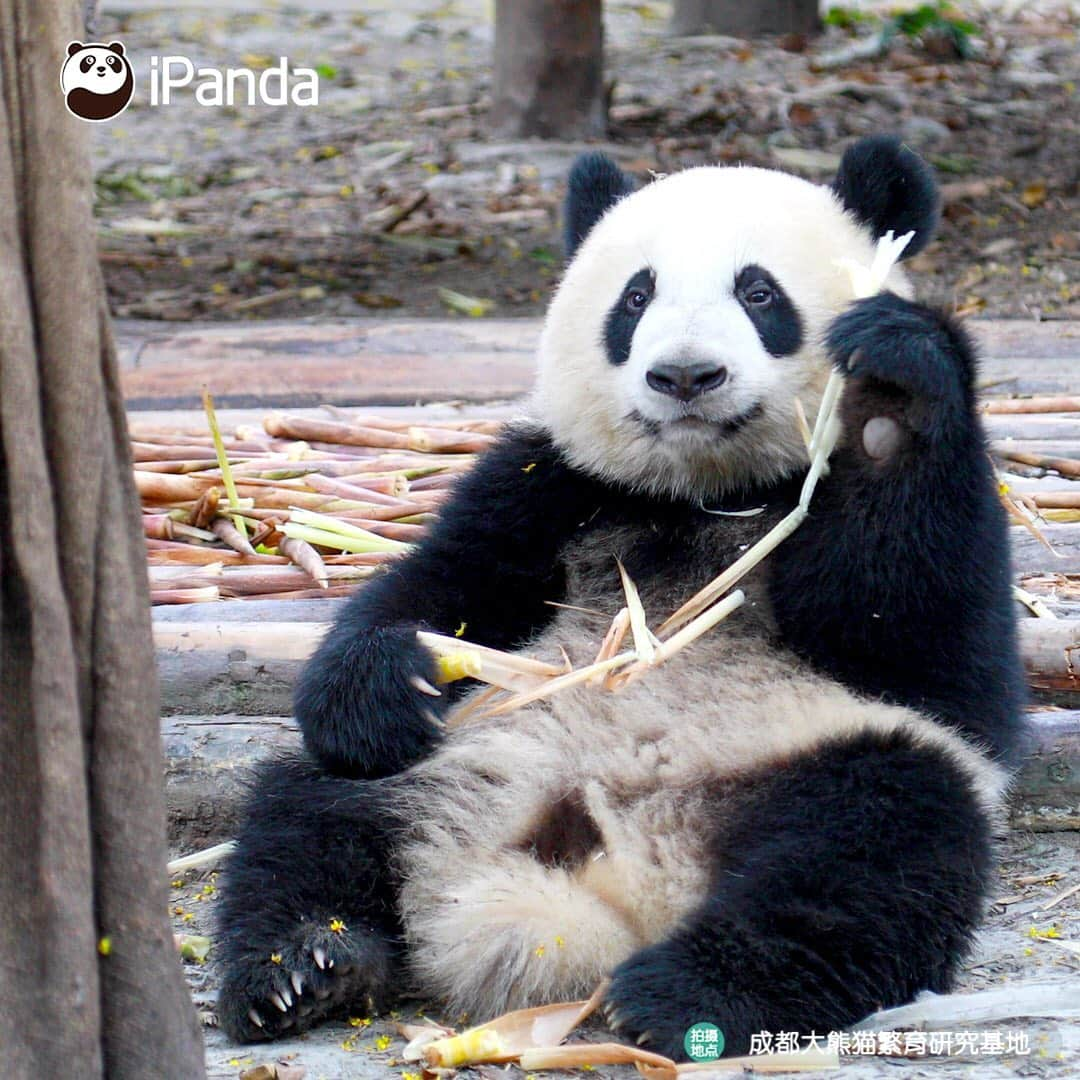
[
  {"left": 62, "top": 41, "right": 135, "bottom": 122},
  {"left": 62, "top": 39, "right": 319, "bottom": 122}
]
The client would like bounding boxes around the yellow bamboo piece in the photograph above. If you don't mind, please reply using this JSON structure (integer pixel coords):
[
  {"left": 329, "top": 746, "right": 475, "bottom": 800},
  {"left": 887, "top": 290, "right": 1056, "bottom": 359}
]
[{"left": 202, "top": 388, "right": 248, "bottom": 540}]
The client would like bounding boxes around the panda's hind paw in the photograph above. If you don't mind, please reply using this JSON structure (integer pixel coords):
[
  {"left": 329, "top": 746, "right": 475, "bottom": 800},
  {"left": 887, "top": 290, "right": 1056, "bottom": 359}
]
[{"left": 216, "top": 921, "right": 396, "bottom": 1042}]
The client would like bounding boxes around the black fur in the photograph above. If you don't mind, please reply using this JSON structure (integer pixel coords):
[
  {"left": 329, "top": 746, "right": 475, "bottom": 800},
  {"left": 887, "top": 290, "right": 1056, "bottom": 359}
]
[
  {"left": 832, "top": 135, "right": 940, "bottom": 257},
  {"left": 604, "top": 267, "right": 655, "bottom": 365},
  {"left": 563, "top": 152, "right": 635, "bottom": 259},
  {"left": 734, "top": 264, "right": 804, "bottom": 357},
  {"left": 215, "top": 756, "right": 404, "bottom": 1042},
  {"left": 293, "top": 427, "right": 611, "bottom": 777},
  {"left": 605, "top": 728, "right": 993, "bottom": 1058},
  {"left": 770, "top": 293, "right": 1026, "bottom": 764}
]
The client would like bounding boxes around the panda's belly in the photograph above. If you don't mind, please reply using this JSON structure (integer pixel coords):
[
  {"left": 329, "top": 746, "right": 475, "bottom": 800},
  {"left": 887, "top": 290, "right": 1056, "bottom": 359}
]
[{"left": 394, "top": 525, "right": 1006, "bottom": 1014}]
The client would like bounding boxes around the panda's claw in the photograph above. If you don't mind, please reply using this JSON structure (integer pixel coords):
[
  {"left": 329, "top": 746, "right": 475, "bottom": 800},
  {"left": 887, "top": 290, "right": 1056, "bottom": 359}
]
[
  {"left": 410, "top": 675, "right": 442, "bottom": 697},
  {"left": 291, "top": 971, "right": 304, "bottom": 997},
  {"left": 248, "top": 1009, "right": 264, "bottom": 1029},
  {"left": 270, "top": 992, "right": 289, "bottom": 1013},
  {"left": 636, "top": 1031, "right": 652, "bottom": 1046},
  {"left": 313, "top": 946, "right": 327, "bottom": 970}
]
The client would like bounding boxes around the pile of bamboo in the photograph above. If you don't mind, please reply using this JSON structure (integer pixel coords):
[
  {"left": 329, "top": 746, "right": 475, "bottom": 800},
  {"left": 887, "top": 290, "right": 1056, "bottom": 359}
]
[{"left": 135, "top": 406, "right": 499, "bottom": 605}]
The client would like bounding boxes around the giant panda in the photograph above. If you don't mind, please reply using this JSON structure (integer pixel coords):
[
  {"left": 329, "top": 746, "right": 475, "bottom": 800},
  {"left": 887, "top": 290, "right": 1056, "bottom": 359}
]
[{"left": 215, "top": 135, "right": 1025, "bottom": 1058}]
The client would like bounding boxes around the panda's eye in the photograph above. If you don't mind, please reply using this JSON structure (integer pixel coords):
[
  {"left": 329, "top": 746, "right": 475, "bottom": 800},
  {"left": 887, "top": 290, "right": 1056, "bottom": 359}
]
[
  {"left": 108, "top": 55, "right": 121, "bottom": 70},
  {"left": 625, "top": 288, "right": 650, "bottom": 313},
  {"left": 81, "top": 54, "right": 95, "bottom": 72},
  {"left": 743, "top": 281, "right": 774, "bottom": 307}
]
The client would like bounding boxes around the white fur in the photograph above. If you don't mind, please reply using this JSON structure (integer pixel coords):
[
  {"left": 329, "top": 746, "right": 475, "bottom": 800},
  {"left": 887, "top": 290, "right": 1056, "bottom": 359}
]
[{"left": 534, "top": 165, "right": 913, "bottom": 500}]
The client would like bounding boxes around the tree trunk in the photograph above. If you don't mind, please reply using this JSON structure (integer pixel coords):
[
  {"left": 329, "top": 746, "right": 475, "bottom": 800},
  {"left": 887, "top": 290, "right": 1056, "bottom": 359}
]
[
  {"left": 671, "top": 0, "right": 820, "bottom": 37},
  {"left": 0, "top": 1, "right": 205, "bottom": 1077},
  {"left": 492, "top": 0, "right": 605, "bottom": 139}
]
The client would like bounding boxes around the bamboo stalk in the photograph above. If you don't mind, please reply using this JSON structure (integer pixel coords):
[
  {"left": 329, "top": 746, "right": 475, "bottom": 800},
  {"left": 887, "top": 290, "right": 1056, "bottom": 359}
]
[
  {"left": 984, "top": 396, "right": 1080, "bottom": 415},
  {"left": 519, "top": 1044, "right": 676, "bottom": 1072},
  {"left": 135, "top": 471, "right": 214, "bottom": 501},
  {"left": 131, "top": 441, "right": 241, "bottom": 461},
  {"left": 279, "top": 536, "right": 329, "bottom": 588},
  {"left": 998, "top": 450, "right": 1080, "bottom": 478},
  {"left": 143, "top": 514, "right": 174, "bottom": 540},
  {"left": 171, "top": 520, "right": 220, "bottom": 543},
  {"left": 333, "top": 519, "right": 426, "bottom": 542},
  {"left": 618, "top": 560, "right": 655, "bottom": 663},
  {"left": 203, "top": 389, "right": 248, "bottom": 540},
  {"left": 166, "top": 840, "right": 237, "bottom": 875},
  {"left": 320, "top": 406, "right": 503, "bottom": 435},
  {"left": 190, "top": 486, "right": 221, "bottom": 530},
  {"left": 151, "top": 585, "right": 220, "bottom": 605},
  {"left": 235, "top": 584, "right": 367, "bottom": 601},
  {"left": 265, "top": 413, "right": 412, "bottom": 449},
  {"left": 303, "top": 472, "right": 410, "bottom": 505},
  {"left": 145, "top": 541, "right": 288, "bottom": 566},
  {"left": 476, "top": 653, "right": 636, "bottom": 719},
  {"left": 135, "top": 459, "right": 223, "bottom": 473},
  {"left": 408, "top": 425, "right": 497, "bottom": 454},
  {"left": 211, "top": 517, "right": 257, "bottom": 556},
  {"left": 1032, "top": 492, "right": 1080, "bottom": 509}
]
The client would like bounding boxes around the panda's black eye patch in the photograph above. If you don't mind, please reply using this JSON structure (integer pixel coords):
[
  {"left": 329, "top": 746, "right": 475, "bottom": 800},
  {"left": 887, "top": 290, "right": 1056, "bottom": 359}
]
[
  {"left": 107, "top": 55, "right": 121, "bottom": 70},
  {"left": 735, "top": 264, "right": 802, "bottom": 357},
  {"left": 604, "top": 268, "right": 654, "bottom": 366},
  {"left": 81, "top": 54, "right": 96, "bottom": 72}
]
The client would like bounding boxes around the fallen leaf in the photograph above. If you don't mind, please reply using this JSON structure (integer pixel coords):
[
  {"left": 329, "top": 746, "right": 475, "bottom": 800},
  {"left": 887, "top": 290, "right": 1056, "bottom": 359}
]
[
  {"left": 437, "top": 287, "right": 495, "bottom": 317},
  {"left": 1021, "top": 181, "right": 1048, "bottom": 208}
]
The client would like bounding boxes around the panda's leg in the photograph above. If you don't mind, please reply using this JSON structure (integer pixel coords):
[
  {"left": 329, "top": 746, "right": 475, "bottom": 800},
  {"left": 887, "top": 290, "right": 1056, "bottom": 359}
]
[
  {"left": 603, "top": 726, "right": 995, "bottom": 1059},
  {"left": 215, "top": 755, "right": 404, "bottom": 1043}
]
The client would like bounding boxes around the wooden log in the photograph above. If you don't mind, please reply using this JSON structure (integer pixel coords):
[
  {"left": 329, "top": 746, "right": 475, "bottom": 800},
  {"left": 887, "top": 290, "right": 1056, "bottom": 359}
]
[
  {"left": 154, "top": 616, "right": 1080, "bottom": 719},
  {"left": 160, "top": 710, "right": 1080, "bottom": 848},
  {"left": 984, "top": 415, "right": 1080, "bottom": 441},
  {"left": 1010, "top": 710, "right": 1080, "bottom": 831},
  {"left": 115, "top": 318, "right": 1080, "bottom": 409},
  {"left": 162, "top": 714, "right": 299, "bottom": 847}
]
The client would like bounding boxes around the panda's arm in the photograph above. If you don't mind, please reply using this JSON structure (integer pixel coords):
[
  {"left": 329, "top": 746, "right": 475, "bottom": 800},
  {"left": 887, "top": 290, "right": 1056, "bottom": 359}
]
[
  {"left": 293, "top": 425, "right": 604, "bottom": 778},
  {"left": 768, "top": 292, "right": 1025, "bottom": 761}
]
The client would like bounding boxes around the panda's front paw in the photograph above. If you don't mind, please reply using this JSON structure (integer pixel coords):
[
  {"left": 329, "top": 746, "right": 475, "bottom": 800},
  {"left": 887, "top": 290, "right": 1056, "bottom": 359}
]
[
  {"left": 826, "top": 294, "right": 977, "bottom": 455},
  {"left": 604, "top": 940, "right": 736, "bottom": 1062},
  {"left": 827, "top": 293, "right": 974, "bottom": 407},
  {"left": 294, "top": 624, "right": 447, "bottom": 778}
]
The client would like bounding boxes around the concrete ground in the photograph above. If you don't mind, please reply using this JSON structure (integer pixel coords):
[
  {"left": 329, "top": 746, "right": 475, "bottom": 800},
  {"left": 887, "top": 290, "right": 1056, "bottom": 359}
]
[{"left": 171, "top": 829, "right": 1080, "bottom": 1080}]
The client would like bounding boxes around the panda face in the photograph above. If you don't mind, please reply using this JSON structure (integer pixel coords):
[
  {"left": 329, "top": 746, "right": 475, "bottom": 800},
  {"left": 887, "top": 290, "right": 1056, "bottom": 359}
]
[
  {"left": 62, "top": 45, "right": 128, "bottom": 96},
  {"left": 536, "top": 165, "right": 914, "bottom": 501}
]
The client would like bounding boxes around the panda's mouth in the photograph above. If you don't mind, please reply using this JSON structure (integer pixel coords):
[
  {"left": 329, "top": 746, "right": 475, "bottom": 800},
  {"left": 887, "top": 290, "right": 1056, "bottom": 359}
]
[{"left": 632, "top": 403, "right": 763, "bottom": 439}]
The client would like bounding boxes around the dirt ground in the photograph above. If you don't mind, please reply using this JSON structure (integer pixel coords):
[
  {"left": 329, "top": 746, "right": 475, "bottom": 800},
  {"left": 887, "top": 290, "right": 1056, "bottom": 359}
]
[
  {"left": 92, "top": 0, "right": 1077, "bottom": 324},
  {"left": 171, "top": 828, "right": 1080, "bottom": 1080}
]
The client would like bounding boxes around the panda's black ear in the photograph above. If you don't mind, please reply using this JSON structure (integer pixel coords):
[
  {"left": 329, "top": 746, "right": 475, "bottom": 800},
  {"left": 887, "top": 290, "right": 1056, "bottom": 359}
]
[
  {"left": 108, "top": 42, "right": 125, "bottom": 56},
  {"left": 68, "top": 41, "right": 84, "bottom": 56},
  {"left": 832, "top": 135, "right": 940, "bottom": 259},
  {"left": 563, "top": 153, "right": 634, "bottom": 261}
]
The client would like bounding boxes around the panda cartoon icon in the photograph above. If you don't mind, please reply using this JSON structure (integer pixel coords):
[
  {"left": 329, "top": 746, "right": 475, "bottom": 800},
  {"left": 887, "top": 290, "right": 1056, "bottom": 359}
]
[{"left": 61, "top": 41, "right": 133, "bottom": 122}]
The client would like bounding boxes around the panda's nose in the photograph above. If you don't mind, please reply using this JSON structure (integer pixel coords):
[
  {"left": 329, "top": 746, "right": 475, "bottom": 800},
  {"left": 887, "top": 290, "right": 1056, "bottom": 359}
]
[
  {"left": 96, "top": 65, "right": 106, "bottom": 74},
  {"left": 646, "top": 362, "right": 728, "bottom": 402}
]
